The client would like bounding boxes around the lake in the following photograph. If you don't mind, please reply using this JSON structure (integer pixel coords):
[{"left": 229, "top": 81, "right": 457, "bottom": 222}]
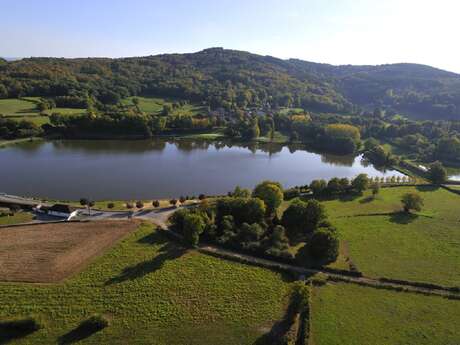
[{"left": 0, "top": 139, "right": 405, "bottom": 200}]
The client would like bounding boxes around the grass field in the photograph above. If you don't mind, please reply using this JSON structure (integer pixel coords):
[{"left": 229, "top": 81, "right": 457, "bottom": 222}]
[
  {"left": 0, "top": 223, "right": 291, "bottom": 344},
  {"left": 0, "top": 98, "right": 85, "bottom": 126},
  {"left": 323, "top": 186, "right": 460, "bottom": 286},
  {"left": 0, "top": 212, "right": 34, "bottom": 226},
  {"left": 122, "top": 96, "right": 207, "bottom": 116},
  {"left": 43, "top": 107, "right": 86, "bottom": 116},
  {"left": 0, "top": 98, "right": 38, "bottom": 117},
  {"left": 311, "top": 282, "right": 460, "bottom": 345}
]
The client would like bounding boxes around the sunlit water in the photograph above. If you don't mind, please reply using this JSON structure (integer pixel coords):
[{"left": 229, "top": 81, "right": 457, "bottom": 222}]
[{"left": 0, "top": 139, "right": 405, "bottom": 200}]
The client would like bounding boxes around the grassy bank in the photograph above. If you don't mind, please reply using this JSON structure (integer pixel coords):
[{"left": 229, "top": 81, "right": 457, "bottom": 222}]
[{"left": 0, "top": 223, "right": 291, "bottom": 344}]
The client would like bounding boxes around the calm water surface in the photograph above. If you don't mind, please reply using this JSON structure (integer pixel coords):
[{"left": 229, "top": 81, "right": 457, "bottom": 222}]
[{"left": 0, "top": 139, "right": 404, "bottom": 200}]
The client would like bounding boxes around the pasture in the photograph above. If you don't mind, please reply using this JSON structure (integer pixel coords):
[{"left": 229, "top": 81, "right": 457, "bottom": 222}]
[
  {"left": 311, "top": 282, "right": 460, "bottom": 345},
  {"left": 323, "top": 186, "right": 460, "bottom": 286},
  {"left": 0, "top": 98, "right": 37, "bottom": 117},
  {"left": 0, "top": 222, "right": 291, "bottom": 344},
  {"left": 122, "top": 96, "right": 207, "bottom": 116}
]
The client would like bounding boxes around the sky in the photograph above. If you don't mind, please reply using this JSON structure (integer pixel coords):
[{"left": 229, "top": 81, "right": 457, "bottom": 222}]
[{"left": 1, "top": 0, "right": 459, "bottom": 73}]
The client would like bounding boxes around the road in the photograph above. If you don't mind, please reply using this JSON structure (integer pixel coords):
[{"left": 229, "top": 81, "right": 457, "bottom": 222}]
[{"left": 77, "top": 205, "right": 185, "bottom": 228}]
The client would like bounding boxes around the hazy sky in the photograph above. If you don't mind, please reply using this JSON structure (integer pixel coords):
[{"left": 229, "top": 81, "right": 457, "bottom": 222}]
[{"left": 2, "top": 0, "right": 459, "bottom": 72}]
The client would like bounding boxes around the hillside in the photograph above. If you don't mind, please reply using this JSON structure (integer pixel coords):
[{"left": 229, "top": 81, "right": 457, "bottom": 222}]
[{"left": 1, "top": 48, "right": 460, "bottom": 119}]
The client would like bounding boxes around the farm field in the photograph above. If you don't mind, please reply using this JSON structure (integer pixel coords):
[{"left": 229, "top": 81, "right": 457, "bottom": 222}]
[
  {"left": 0, "top": 98, "right": 85, "bottom": 126},
  {"left": 323, "top": 186, "right": 460, "bottom": 286},
  {"left": 0, "top": 98, "right": 38, "bottom": 117},
  {"left": 311, "top": 282, "right": 460, "bottom": 345},
  {"left": 0, "top": 220, "right": 140, "bottom": 282},
  {"left": 122, "top": 96, "right": 207, "bottom": 116},
  {"left": 0, "top": 222, "right": 291, "bottom": 344}
]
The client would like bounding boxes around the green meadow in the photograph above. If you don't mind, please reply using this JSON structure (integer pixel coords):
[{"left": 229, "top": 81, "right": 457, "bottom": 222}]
[
  {"left": 122, "top": 96, "right": 207, "bottom": 116},
  {"left": 311, "top": 282, "right": 460, "bottom": 345},
  {"left": 0, "top": 223, "right": 291, "bottom": 344},
  {"left": 323, "top": 186, "right": 460, "bottom": 286}
]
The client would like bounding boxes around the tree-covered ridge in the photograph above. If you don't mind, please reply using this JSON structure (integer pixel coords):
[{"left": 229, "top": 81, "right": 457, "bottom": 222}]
[{"left": 3, "top": 47, "right": 460, "bottom": 119}]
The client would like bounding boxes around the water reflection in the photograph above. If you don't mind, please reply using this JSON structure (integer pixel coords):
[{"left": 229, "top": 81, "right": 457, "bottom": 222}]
[{"left": 0, "top": 139, "right": 406, "bottom": 200}]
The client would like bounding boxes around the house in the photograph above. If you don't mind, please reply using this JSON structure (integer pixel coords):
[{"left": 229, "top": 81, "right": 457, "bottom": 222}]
[{"left": 35, "top": 204, "right": 78, "bottom": 220}]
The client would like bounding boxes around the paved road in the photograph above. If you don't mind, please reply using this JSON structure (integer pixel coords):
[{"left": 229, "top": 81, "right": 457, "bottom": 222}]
[
  {"left": 77, "top": 205, "right": 186, "bottom": 228},
  {"left": 0, "top": 194, "right": 44, "bottom": 207}
]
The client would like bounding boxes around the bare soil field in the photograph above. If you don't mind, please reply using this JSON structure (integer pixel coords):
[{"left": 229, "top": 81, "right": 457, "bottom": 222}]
[{"left": 0, "top": 220, "right": 141, "bottom": 283}]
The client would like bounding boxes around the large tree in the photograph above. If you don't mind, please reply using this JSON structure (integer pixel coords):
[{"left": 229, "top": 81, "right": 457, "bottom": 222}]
[
  {"left": 428, "top": 161, "right": 447, "bottom": 184},
  {"left": 253, "top": 181, "right": 284, "bottom": 215},
  {"left": 183, "top": 213, "right": 206, "bottom": 247},
  {"left": 282, "top": 199, "right": 326, "bottom": 240},
  {"left": 307, "top": 227, "right": 339, "bottom": 263}
]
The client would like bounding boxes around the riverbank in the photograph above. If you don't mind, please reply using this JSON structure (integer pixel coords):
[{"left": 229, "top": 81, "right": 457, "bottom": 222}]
[{"left": 0, "top": 137, "right": 42, "bottom": 148}]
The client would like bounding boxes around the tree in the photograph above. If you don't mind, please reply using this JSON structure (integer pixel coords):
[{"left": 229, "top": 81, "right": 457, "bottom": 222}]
[
  {"left": 152, "top": 200, "right": 160, "bottom": 208},
  {"left": 352, "top": 174, "right": 369, "bottom": 193},
  {"left": 136, "top": 200, "right": 144, "bottom": 209},
  {"left": 232, "top": 186, "right": 251, "bottom": 198},
  {"left": 80, "top": 198, "right": 88, "bottom": 207},
  {"left": 401, "top": 193, "right": 424, "bottom": 213},
  {"left": 198, "top": 194, "right": 206, "bottom": 201},
  {"left": 216, "top": 197, "right": 266, "bottom": 226},
  {"left": 179, "top": 196, "right": 186, "bottom": 204},
  {"left": 253, "top": 181, "right": 284, "bottom": 215},
  {"left": 327, "top": 178, "right": 342, "bottom": 194},
  {"left": 267, "top": 225, "right": 290, "bottom": 251},
  {"left": 183, "top": 213, "right": 206, "bottom": 247},
  {"left": 169, "top": 199, "right": 178, "bottom": 207},
  {"left": 310, "top": 179, "right": 327, "bottom": 196},
  {"left": 126, "top": 202, "right": 134, "bottom": 209},
  {"left": 371, "top": 183, "right": 380, "bottom": 198},
  {"left": 428, "top": 161, "right": 447, "bottom": 184},
  {"left": 282, "top": 199, "right": 326, "bottom": 239},
  {"left": 308, "top": 227, "right": 339, "bottom": 263},
  {"left": 107, "top": 202, "right": 114, "bottom": 209}
]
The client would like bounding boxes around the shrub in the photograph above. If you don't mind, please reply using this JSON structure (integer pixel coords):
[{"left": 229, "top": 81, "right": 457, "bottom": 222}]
[
  {"left": 401, "top": 192, "right": 424, "bottom": 213},
  {"left": 152, "top": 200, "right": 160, "bottom": 208},
  {"left": 135, "top": 200, "right": 144, "bottom": 209},
  {"left": 107, "top": 202, "right": 115, "bottom": 209},
  {"left": 126, "top": 202, "right": 134, "bottom": 209}
]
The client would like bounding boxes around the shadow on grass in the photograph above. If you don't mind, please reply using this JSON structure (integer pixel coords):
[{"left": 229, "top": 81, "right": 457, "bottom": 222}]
[
  {"left": 253, "top": 290, "right": 303, "bottom": 345},
  {"left": 58, "top": 317, "right": 107, "bottom": 345},
  {"left": 105, "top": 234, "right": 186, "bottom": 285},
  {"left": 58, "top": 326, "right": 99, "bottom": 344},
  {"left": 389, "top": 212, "right": 419, "bottom": 224},
  {"left": 416, "top": 185, "right": 439, "bottom": 192},
  {"left": 359, "top": 195, "right": 375, "bottom": 204},
  {"left": 338, "top": 193, "right": 362, "bottom": 203},
  {"left": 137, "top": 231, "right": 169, "bottom": 245},
  {"left": 0, "top": 327, "right": 36, "bottom": 345}
]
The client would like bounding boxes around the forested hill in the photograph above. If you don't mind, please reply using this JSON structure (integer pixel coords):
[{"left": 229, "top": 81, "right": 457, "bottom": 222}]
[{"left": 1, "top": 47, "right": 460, "bottom": 119}]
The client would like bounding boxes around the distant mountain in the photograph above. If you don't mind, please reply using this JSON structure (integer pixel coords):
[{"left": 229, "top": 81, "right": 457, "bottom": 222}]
[{"left": 1, "top": 48, "right": 460, "bottom": 120}]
